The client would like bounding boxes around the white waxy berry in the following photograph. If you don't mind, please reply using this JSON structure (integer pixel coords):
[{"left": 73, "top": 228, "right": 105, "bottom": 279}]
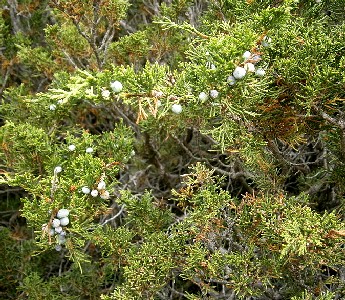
[
  {"left": 55, "top": 226, "right": 63, "bottom": 234},
  {"left": 55, "top": 244, "right": 62, "bottom": 251},
  {"left": 57, "top": 235, "right": 66, "bottom": 245},
  {"left": 91, "top": 189, "right": 99, "bottom": 197},
  {"left": 209, "top": 90, "right": 219, "bottom": 99},
  {"left": 59, "top": 217, "right": 69, "bottom": 226},
  {"left": 49, "top": 104, "right": 56, "bottom": 111},
  {"left": 110, "top": 81, "right": 123, "bottom": 93},
  {"left": 198, "top": 92, "right": 208, "bottom": 102},
  {"left": 227, "top": 75, "right": 236, "bottom": 86},
  {"left": 82, "top": 186, "right": 91, "bottom": 194},
  {"left": 244, "top": 63, "right": 255, "bottom": 73},
  {"left": 102, "top": 89, "right": 111, "bottom": 99},
  {"left": 100, "top": 190, "right": 110, "bottom": 200},
  {"left": 233, "top": 67, "right": 246, "bottom": 79},
  {"left": 86, "top": 147, "right": 93, "bottom": 153},
  {"left": 243, "top": 51, "right": 251, "bottom": 59},
  {"left": 52, "top": 218, "right": 61, "bottom": 228},
  {"left": 255, "top": 68, "right": 266, "bottom": 77},
  {"left": 59, "top": 231, "right": 66, "bottom": 236},
  {"left": 210, "top": 64, "right": 216, "bottom": 70},
  {"left": 49, "top": 229, "right": 55, "bottom": 236},
  {"left": 68, "top": 144, "right": 76, "bottom": 151},
  {"left": 54, "top": 166, "right": 62, "bottom": 173},
  {"left": 97, "top": 181, "right": 106, "bottom": 190},
  {"left": 57, "top": 209, "right": 69, "bottom": 219},
  {"left": 171, "top": 104, "right": 182, "bottom": 114}
]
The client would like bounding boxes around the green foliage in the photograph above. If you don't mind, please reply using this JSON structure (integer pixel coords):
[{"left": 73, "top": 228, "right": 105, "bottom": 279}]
[
  {"left": 1, "top": 0, "right": 345, "bottom": 299},
  {"left": 291, "top": 290, "right": 336, "bottom": 300},
  {"left": 108, "top": 31, "right": 151, "bottom": 66},
  {"left": 119, "top": 190, "right": 173, "bottom": 235},
  {"left": 0, "top": 121, "right": 52, "bottom": 174},
  {"left": 0, "top": 228, "right": 25, "bottom": 298}
]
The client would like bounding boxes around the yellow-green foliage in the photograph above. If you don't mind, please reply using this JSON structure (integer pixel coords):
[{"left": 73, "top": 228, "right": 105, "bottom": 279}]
[{"left": 1, "top": 0, "right": 345, "bottom": 299}]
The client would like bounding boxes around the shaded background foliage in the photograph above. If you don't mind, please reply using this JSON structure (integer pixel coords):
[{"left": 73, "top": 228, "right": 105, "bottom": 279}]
[{"left": 1, "top": 0, "right": 345, "bottom": 299}]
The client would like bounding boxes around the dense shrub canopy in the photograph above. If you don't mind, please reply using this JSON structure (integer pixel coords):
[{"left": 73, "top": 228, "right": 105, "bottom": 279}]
[{"left": 1, "top": 0, "right": 345, "bottom": 299}]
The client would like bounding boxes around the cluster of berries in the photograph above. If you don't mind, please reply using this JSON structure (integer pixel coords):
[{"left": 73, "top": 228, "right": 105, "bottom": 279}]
[
  {"left": 47, "top": 164, "right": 110, "bottom": 251},
  {"left": 42, "top": 208, "right": 70, "bottom": 251},
  {"left": 228, "top": 37, "right": 270, "bottom": 85},
  {"left": 100, "top": 80, "right": 123, "bottom": 100},
  {"left": 198, "top": 36, "right": 271, "bottom": 103},
  {"left": 82, "top": 179, "right": 110, "bottom": 200},
  {"left": 49, "top": 99, "right": 65, "bottom": 111},
  {"left": 228, "top": 49, "right": 265, "bottom": 83},
  {"left": 66, "top": 144, "right": 93, "bottom": 153},
  {"left": 107, "top": 40, "right": 270, "bottom": 114},
  {"left": 49, "top": 80, "right": 123, "bottom": 110},
  {"left": 109, "top": 78, "right": 182, "bottom": 115},
  {"left": 198, "top": 90, "right": 219, "bottom": 102}
]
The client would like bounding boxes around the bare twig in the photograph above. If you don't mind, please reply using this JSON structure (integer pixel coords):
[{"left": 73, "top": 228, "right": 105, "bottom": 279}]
[{"left": 101, "top": 204, "right": 125, "bottom": 226}]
